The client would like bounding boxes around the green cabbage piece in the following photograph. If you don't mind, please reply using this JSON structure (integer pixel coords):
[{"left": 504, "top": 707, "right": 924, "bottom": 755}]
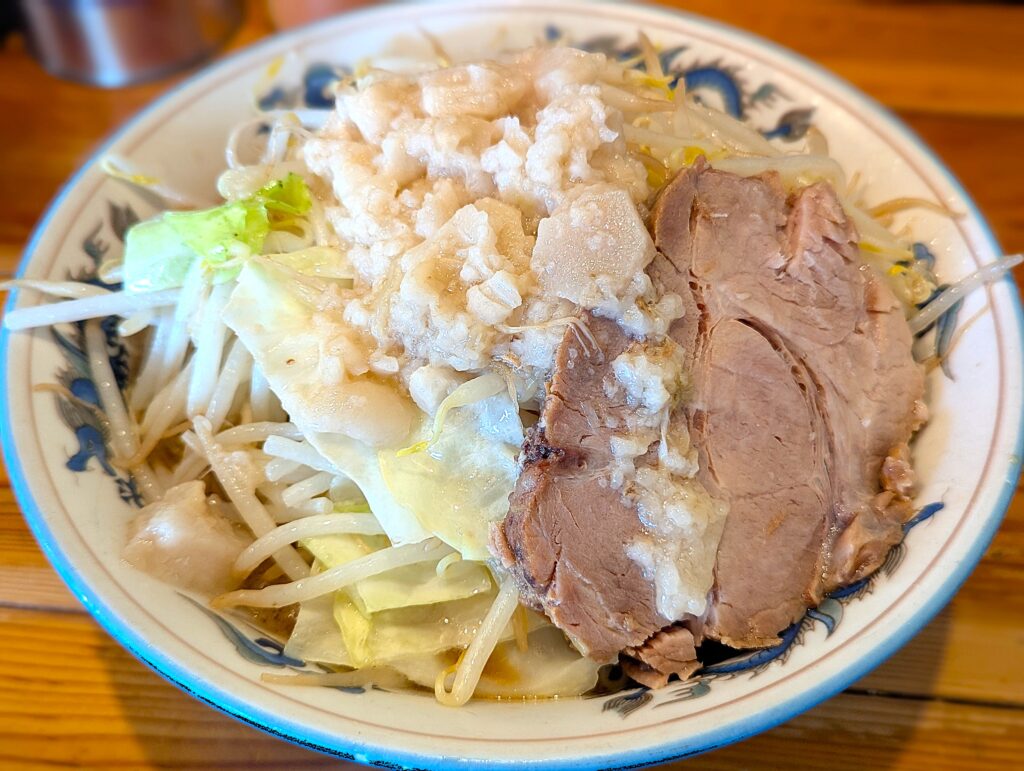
[
  {"left": 301, "top": 532, "right": 387, "bottom": 569},
  {"left": 123, "top": 173, "right": 311, "bottom": 293},
  {"left": 334, "top": 595, "right": 373, "bottom": 665},
  {"left": 223, "top": 258, "right": 429, "bottom": 545},
  {"left": 283, "top": 594, "right": 595, "bottom": 701},
  {"left": 267, "top": 246, "right": 353, "bottom": 280},
  {"left": 258, "top": 172, "right": 312, "bottom": 218}
]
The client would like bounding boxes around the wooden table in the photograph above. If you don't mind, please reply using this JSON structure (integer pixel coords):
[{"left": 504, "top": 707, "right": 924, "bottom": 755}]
[{"left": 2, "top": 1, "right": 1023, "bottom": 768}]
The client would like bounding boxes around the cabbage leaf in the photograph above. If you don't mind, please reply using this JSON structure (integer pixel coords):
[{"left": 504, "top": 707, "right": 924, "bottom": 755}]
[
  {"left": 390, "top": 625, "right": 601, "bottom": 699},
  {"left": 307, "top": 432, "right": 432, "bottom": 546},
  {"left": 224, "top": 252, "right": 415, "bottom": 447},
  {"left": 283, "top": 594, "right": 352, "bottom": 667},
  {"left": 298, "top": 532, "right": 505, "bottom": 668},
  {"left": 335, "top": 592, "right": 499, "bottom": 667},
  {"left": 352, "top": 559, "right": 492, "bottom": 615},
  {"left": 224, "top": 258, "right": 429, "bottom": 544},
  {"left": 378, "top": 377, "right": 523, "bottom": 559},
  {"left": 123, "top": 173, "right": 311, "bottom": 293},
  {"left": 302, "top": 533, "right": 493, "bottom": 615},
  {"left": 268, "top": 245, "right": 353, "bottom": 280}
]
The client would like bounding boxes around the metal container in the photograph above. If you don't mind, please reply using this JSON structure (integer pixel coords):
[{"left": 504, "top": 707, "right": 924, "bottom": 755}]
[{"left": 19, "top": 0, "right": 244, "bottom": 88}]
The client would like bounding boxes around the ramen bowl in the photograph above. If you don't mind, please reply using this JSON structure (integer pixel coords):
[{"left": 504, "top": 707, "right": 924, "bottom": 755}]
[{"left": 3, "top": 2, "right": 1022, "bottom": 768}]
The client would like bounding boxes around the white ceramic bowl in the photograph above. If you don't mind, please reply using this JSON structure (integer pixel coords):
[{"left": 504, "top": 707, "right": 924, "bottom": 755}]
[{"left": 4, "top": 1, "right": 1022, "bottom": 768}]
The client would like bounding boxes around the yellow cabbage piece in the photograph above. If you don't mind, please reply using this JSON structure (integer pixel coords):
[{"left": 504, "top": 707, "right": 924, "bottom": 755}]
[
  {"left": 353, "top": 560, "right": 493, "bottom": 615},
  {"left": 284, "top": 594, "right": 352, "bottom": 667},
  {"left": 301, "top": 533, "right": 493, "bottom": 614},
  {"left": 328, "top": 585, "right": 551, "bottom": 669},
  {"left": 306, "top": 431, "right": 431, "bottom": 546},
  {"left": 224, "top": 258, "right": 417, "bottom": 449},
  {"left": 378, "top": 375, "right": 523, "bottom": 559},
  {"left": 390, "top": 625, "right": 601, "bottom": 699},
  {"left": 335, "top": 591, "right": 498, "bottom": 668}
]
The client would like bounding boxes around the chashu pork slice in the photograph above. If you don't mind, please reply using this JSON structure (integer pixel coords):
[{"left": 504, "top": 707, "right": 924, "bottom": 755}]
[{"left": 493, "top": 158, "right": 925, "bottom": 682}]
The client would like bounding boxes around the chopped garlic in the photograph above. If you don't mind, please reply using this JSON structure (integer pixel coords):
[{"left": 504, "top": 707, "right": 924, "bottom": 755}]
[{"left": 303, "top": 46, "right": 650, "bottom": 387}]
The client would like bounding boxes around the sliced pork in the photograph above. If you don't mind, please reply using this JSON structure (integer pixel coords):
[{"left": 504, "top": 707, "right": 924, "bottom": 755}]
[
  {"left": 492, "top": 315, "right": 670, "bottom": 663},
  {"left": 494, "top": 158, "right": 925, "bottom": 681},
  {"left": 622, "top": 625, "right": 701, "bottom": 689},
  {"left": 652, "top": 160, "right": 924, "bottom": 648}
]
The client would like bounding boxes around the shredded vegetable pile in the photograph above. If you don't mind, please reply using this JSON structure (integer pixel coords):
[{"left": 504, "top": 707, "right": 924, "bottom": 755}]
[{"left": 4, "top": 36, "right": 1019, "bottom": 707}]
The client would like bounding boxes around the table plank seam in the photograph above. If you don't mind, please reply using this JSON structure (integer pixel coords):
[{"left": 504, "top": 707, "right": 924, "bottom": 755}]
[
  {"left": 844, "top": 687, "right": 1024, "bottom": 712},
  {"left": 0, "top": 600, "right": 86, "bottom": 616},
  {"left": 4, "top": 601, "right": 1023, "bottom": 715}
]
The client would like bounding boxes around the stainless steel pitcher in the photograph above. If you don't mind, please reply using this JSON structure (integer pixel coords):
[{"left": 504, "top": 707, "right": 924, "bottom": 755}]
[{"left": 19, "top": 0, "right": 244, "bottom": 88}]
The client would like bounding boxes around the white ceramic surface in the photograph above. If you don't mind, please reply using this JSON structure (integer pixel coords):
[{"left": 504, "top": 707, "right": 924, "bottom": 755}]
[{"left": 3, "top": 1, "right": 1022, "bottom": 768}]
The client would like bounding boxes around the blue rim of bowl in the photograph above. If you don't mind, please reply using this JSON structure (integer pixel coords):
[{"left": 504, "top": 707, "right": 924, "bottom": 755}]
[{"left": 2, "top": 1, "right": 1022, "bottom": 768}]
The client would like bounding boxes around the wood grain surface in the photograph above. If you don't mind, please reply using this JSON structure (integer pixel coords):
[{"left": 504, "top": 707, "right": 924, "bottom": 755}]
[{"left": 2, "top": 1, "right": 1023, "bottom": 768}]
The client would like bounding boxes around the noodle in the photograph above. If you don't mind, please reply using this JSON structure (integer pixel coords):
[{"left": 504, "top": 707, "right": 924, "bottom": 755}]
[
  {"left": 599, "top": 84, "right": 674, "bottom": 115},
  {"left": 187, "top": 283, "right": 233, "bottom": 417},
  {"left": 129, "top": 307, "right": 175, "bottom": 411},
  {"left": 263, "top": 112, "right": 301, "bottom": 166},
  {"left": 298, "top": 497, "right": 333, "bottom": 516},
  {"left": 264, "top": 457, "right": 304, "bottom": 483},
  {"left": 140, "top": 360, "right": 191, "bottom": 436},
  {"left": 154, "top": 262, "right": 205, "bottom": 399},
  {"left": 205, "top": 338, "right": 253, "bottom": 432},
  {"left": 281, "top": 471, "right": 335, "bottom": 509},
  {"left": 687, "top": 102, "right": 782, "bottom": 157},
  {"left": 434, "top": 577, "right": 519, "bottom": 707},
  {"left": 710, "top": 154, "right": 846, "bottom": 190},
  {"left": 435, "top": 552, "right": 462, "bottom": 577},
  {"left": 908, "top": 253, "right": 1023, "bottom": 335},
  {"left": 262, "top": 436, "right": 336, "bottom": 474},
  {"left": 621, "top": 124, "right": 716, "bottom": 155},
  {"left": 100, "top": 154, "right": 207, "bottom": 208},
  {"left": 132, "top": 363, "right": 192, "bottom": 466},
  {"left": 117, "top": 308, "right": 155, "bottom": 337},
  {"left": 194, "top": 416, "right": 310, "bottom": 581},
  {"left": 638, "top": 32, "right": 665, "bottom": 81},
  {"left": 215, "top": 421, "right": 303, "bottom": 445},
  {"left": 213, "top": 538, "right": 450, "bottom": 608},
  {"left": 169, "top": 449, "right": 209, "bottom": 488},
  {"left": 83, "top": 320, "right": 163, "bottom": 502},
  {"left": 867, "top": 196, "right": 957, "bottom": 220},
  {"left": 234, "top": 513, "right": 385, "bottom": 575},
  {"left": 225, "top": 116, "right": 280, "bottom": 171},
  {"left": 843, "top": 199, "right": 914, "bottom": 258},
  {"left": 0, "top": 279, "right": 110, "bottom": 299},
  {"left": 4, "top": 287, "right": 180, "bottom": 331},
  {"left": 84, "top": 320, "right": 137, "bottom": 465}
]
